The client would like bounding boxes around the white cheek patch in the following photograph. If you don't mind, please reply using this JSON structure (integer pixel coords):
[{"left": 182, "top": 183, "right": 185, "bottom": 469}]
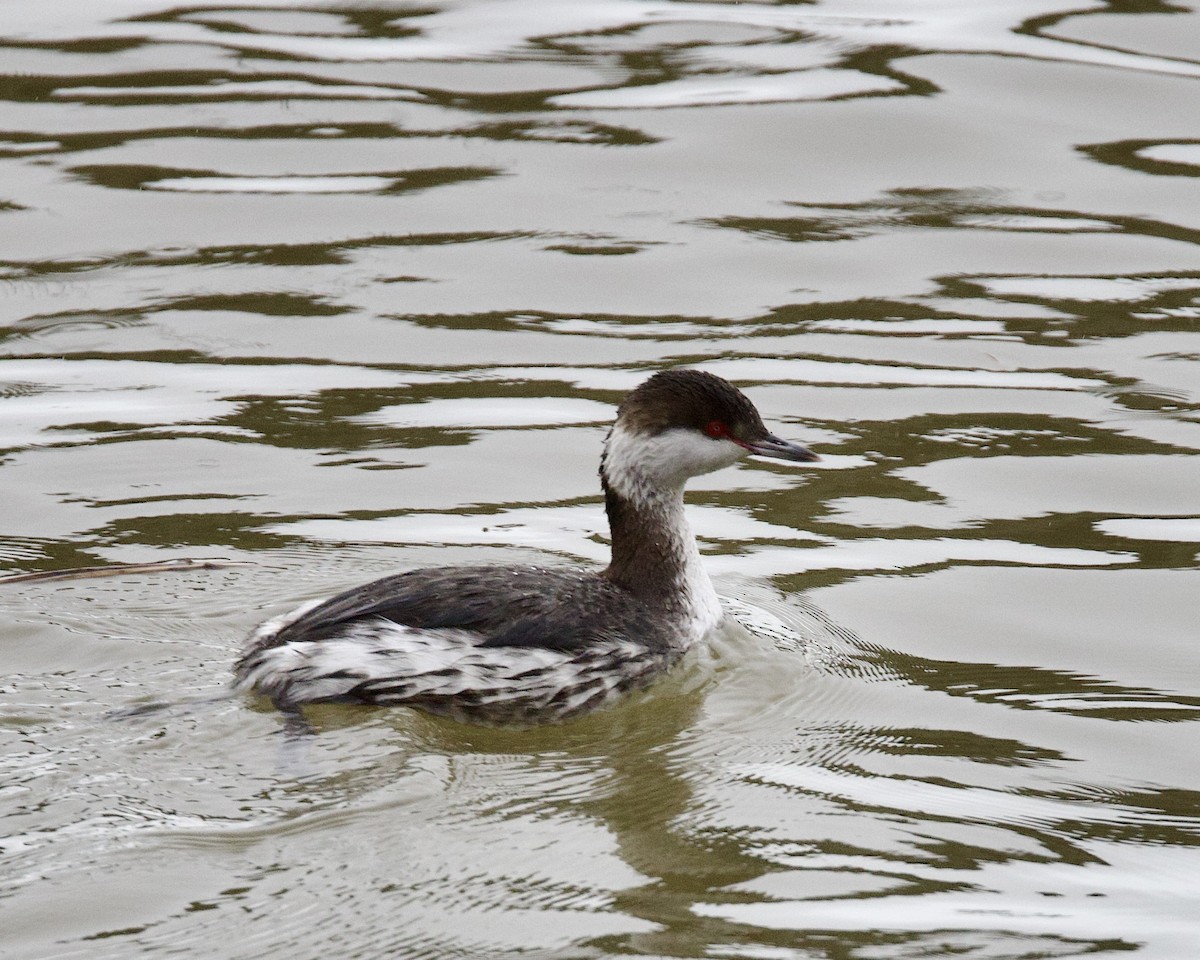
[{"left": 605, "top": 423, "right": 744, "bottom": 494}]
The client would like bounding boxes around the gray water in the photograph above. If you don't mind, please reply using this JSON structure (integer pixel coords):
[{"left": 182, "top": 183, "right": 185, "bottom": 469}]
[{"left": 2, "top": 1, "right": 1199, "bottom": 957}]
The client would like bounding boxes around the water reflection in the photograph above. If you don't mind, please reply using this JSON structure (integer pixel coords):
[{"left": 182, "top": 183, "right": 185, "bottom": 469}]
[
  {"left": 1085, "top": 138, "right": 1200, "bottom": 178},
  {"left": 705, "top": 186, "right": 1200, "bottom": 251},
  {"left": 860, "top": 644, "right": 1200, "bottom": 721}
]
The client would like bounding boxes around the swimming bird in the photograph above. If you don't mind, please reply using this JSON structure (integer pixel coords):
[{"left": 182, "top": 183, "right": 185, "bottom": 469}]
[{"left": 235, "top": 369, "right": 818, "bottom": 724}]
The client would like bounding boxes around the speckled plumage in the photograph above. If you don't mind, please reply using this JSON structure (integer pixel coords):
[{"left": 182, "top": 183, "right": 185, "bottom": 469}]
[
  {"left": 235, "top": 566, "right": 684, "bottom": 723},
  {"left": 235, "top": 369, "right": 818, "bottom": 725}
]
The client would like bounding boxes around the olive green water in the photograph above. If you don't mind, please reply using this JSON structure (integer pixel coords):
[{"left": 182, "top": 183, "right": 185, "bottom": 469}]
[{"left": 2, "top": 2, "right": 1199, "bottom": 957}]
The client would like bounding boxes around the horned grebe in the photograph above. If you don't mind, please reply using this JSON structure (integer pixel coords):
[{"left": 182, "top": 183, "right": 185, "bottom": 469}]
[{"left": 235, "top": 370, "right": 818, "bottom": 724}]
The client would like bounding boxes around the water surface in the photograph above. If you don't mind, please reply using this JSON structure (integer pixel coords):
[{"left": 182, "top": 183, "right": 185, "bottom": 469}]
[{"left": 2, "top": 1, "right": 1199, "bottom": 957}]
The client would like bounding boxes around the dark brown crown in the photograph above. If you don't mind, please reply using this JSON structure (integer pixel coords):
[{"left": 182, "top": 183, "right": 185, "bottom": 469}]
[{"left": 616, "top": 369, "right": 768, "bottom": 442}]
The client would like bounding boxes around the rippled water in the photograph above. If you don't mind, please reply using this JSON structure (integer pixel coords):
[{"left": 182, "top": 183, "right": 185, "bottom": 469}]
[{"left": 2, "top": 1, "right": 1199, "bottom": 957}]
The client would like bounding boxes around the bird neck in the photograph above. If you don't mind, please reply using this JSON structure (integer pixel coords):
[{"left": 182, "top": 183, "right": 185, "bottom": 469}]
[{"left": 599, "top": 426, "right": 722, "bottom": 632}]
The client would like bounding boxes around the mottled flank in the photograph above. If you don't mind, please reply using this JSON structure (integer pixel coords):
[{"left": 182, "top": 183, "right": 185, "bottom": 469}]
[{"left": 235, "top": 567, "right": 684, "bottom": 723}]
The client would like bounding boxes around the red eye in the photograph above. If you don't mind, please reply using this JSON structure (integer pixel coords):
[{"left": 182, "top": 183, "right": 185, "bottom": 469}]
[{"left": 705, "top": 420, "right": 728, "bottom": 439}]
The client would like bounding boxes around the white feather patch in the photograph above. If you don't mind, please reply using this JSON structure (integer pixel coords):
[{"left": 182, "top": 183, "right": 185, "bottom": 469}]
[
  {"left": 604, "top": 422, "right": 744, "bottom": 496},
  {"left": 236, "top": 618, "right": 665, "bottom": 719}
]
